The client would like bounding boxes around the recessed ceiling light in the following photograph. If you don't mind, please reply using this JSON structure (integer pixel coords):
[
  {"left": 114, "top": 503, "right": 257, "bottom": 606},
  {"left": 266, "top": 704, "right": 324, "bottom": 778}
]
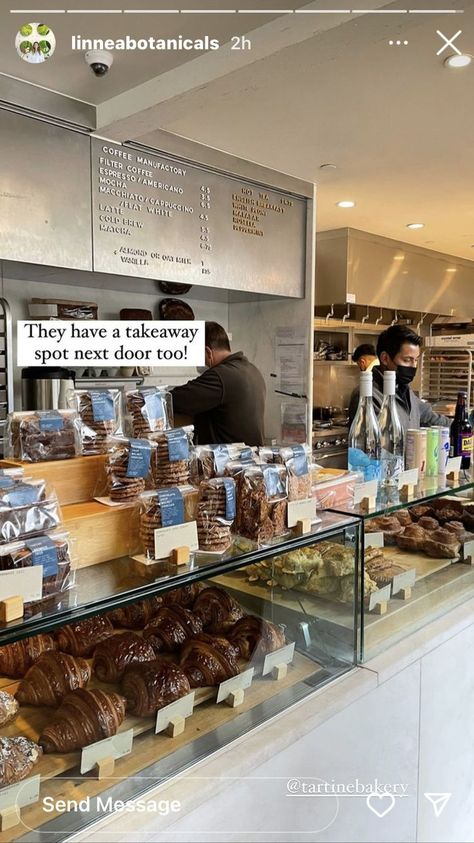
[
  {"left": 320, "top": 163, "right": 337, "bottom": 170},
  {"left": 337, "top": 200, "right": 356, "bottom": 208},
  {"left": 446, "top": 268, "right": 457, "bottom": 273},
  {"left": 444, "top": 54, "right": 472, "bottom": 68},
  {"left": 393, "top": 255, "right": 405, "bottom": 261},
  {"left": 406, "top": 222, "right": 424, "bottom": 230}
]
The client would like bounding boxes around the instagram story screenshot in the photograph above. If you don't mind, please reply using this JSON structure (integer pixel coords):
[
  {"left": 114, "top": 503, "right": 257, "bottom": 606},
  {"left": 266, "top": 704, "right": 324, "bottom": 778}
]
[{"left": 0, "top": 1, "right": 473, "bottom": 842}]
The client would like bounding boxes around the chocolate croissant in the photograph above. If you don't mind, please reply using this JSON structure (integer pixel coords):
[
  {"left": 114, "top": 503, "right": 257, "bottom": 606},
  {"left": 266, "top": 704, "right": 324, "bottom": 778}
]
[
  {"left": 39, "top": 688, "right": 126, "bottom": 753},
  {"left": 229, "top": 616, "right": 285, "bottom": 661},
  {"left": 93, "top": 632, "right": 156, "bottom": 683},
  {"left": 0, "top": 690, "right": 19, "bottom": 726},
  {"left": 179, "top": 633, "right": 240, "bottom": 687},
  {"left": 143, "top": 604, "right": 203, "bottom": 653},
  {"left": 0, "top": 737, "right": 42, "bottom": 787},
  {"left": 16, "top": 652, "right": 91, "bottom": 707},
  {"left": 162, "top": 583, "right": 203, "bottom": 607},
  {"left": 121, "top": 659, "right": 191, "bottom": 717},
  {"left": 55, "top": 615, "right": 115, "bottom": 657},
  {"left": 107, "top": 596, "right": 163, "bottom": 629},
  {"left": 0, "top": 633, "right": 57, "bottom": 678},
  {"left": 193, "top": 587, "right": 244, "bottom": 633}
]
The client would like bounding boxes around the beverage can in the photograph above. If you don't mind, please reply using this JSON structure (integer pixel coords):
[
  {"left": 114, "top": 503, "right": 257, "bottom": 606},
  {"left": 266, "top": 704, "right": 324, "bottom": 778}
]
[
  {"left": 436, "top": 426, "right": 450, "bottom": 476},
  {"left": 426, "top": 428, "right": 439, "bottom": 477},
  {"left": 405, "top": 429, "right": 427, "bottom": 476}
]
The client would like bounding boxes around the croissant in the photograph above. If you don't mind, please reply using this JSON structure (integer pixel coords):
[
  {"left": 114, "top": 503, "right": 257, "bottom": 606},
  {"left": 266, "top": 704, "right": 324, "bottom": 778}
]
[
  {"left": 39, "top": 688, "right": 126, "bottom": 753},
  {"left": 107, "top": 596, "right": 163, "bottom": 629},
  {"left": 193, "top": 587, "right": 244, "bottom": 633},
  {"left": 93, "top": 632, "right": 156, "bottom": 683},
  {"left": 143, "top": 604, "right": 203, "bottom": 654},
  {"left": 0, "top": 633, "right": 57, "bottom": 678},
  {"left": 121, "top": 659, "right": 191, "bottom": 717},
  {"left": 162, "top": 583, "right": 203, "bottom": 607},
  {"left": 0, "top": 690, "right": 19, "bottom": 726},
  {"left": 0, "top": 737, "right": 42, "bottom": 787},
  {"left": 179, "top": 633, "right": 240, "bottom": 687},
  {"left": 16, "top": 652, "right": 91, "bottom": 707},
  {"left": 55, "top": 615, "right": 115, "bottom": 657},
  {"left": 229, "top": 616, "right": 286, "bottom": 661}
]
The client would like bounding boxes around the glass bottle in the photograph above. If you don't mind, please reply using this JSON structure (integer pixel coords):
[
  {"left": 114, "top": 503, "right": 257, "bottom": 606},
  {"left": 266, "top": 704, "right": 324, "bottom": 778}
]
[
  {"left": 348, "top": 371, "right": 381, "bottom": 481},
  {"left": 450, "top": 391, "right": 473, "bottom": 470},
  {"left": 379, "top": 370, "right": 404, "bottom": 487}
]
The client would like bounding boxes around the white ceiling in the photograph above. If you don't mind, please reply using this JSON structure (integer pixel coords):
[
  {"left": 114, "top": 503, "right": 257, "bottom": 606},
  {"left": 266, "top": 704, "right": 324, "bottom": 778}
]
[{"left": 1, "top": 0, "right": 473, "bottom": 260}]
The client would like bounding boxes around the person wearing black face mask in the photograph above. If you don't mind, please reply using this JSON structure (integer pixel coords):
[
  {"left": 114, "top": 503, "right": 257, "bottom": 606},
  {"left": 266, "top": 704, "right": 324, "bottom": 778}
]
[{"left": 348, "top": 325, "right": 451, "bottom": 435}]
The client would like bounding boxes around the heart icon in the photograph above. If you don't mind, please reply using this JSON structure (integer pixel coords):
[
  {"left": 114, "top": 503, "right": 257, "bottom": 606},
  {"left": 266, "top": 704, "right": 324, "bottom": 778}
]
[{"left": 366, "top": 793, "right": 396, "bottom": 818}]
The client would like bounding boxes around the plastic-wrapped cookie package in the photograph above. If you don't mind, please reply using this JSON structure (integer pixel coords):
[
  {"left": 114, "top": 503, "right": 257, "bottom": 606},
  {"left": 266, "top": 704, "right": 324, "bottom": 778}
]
[
  {"left": 5, "top": 410, "right": 81, "bottom": 462},
  {"left": 234, "top": 464, "right": 288, "bottom": 544},
  {"left": 0, "top": 530, "right": 74, "bottom": 618},
  {"left": 150, "top": 426, "right": 194, "bottom": 488},
  {"left": 0, "top": 475, "right": 61, "bottom": 544},
  {"left": 259, "top": 444, "right": 312, "bottom": 501},
  {"left": 139, "top": 486, "right": 198, "bottom": 560},
  {"left": 69, "top": 388, "right": 122, "bottom": 455},
  {"left": 125, "top": 386, "right": 173, "bottom": 437},
  {"left": 191, "top": 443, "right": 258, "bottom": 484},
  {"left": 104, "top": 437, "right": 155, "bottom": 503},
  {"left": 197, "top": 477, "right": 237, "bottom": 553}
]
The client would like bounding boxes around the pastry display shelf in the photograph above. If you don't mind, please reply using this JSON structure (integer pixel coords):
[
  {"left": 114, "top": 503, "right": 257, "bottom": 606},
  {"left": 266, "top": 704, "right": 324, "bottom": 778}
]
[{"left": 0, "top": 512, "right": 360, "bottom": 648}]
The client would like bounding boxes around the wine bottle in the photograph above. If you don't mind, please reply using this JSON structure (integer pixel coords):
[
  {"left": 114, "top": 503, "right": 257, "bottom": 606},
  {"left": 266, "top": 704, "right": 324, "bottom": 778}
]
[
  {"left": 450, "top": 391, "right": 473, "bottom": 470},
  {"left": 348, "top": 371, "right": 381, "bottom": 481},
  {"left": 379, "top": 370, "right": 404, "bottom": 488}
]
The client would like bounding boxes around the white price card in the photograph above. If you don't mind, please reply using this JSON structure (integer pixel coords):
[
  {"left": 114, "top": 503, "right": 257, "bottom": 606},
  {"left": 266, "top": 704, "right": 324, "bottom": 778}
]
[
  {"left": 155, "top": 692, "right": 195, "bottom": 734},
  {"left": 0, "top": 775, "right": 40, "bottom": 811},
  {"left": 0, "top": 567, "right": 43, "bottom": 603},
  {"left": 216, "top": 668, "right": 254, "bottom": 704},
  {"left": 368, "top": 584, "right": 391, "bottom": 611},
  {"left": 365, "top": 531, "right": 385, "bottom": 549},
  {"left": 354, "top": 480, "right": 378, "bottom": 506},
  {"left": 80, "top": 728, "right": 133, "bottom": 775},
  {"left": 391, "top": 568, "right": 416, "bottom": 595},
  {"left": 154, "top": 522, "right": 199, "bottom": 560},
  {"left": 287, "top": 498, "right": 316, "bottom": 528},
  {"left": 462, "top": 540, "right": 474, "bottom": 564},
  {"left": 262, "top": 642, "right": 295, "bottom": 677},
  {"left": 446, "top": 457, "right": 462, "bottom": 473},
  {"left": 398, "top": 468, "right": 419, "bottom": 490}
]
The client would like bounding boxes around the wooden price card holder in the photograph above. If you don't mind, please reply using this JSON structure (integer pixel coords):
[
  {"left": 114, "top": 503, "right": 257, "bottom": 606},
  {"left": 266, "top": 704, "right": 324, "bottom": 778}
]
[
  {"left": 367, "top": 584, "right": 391, "bottom": 615},
  {"left": 216, "top": 667, "right": 254, "bottom": 708},
  {"left": 0, "top": 567, "right": 43, "bottom": 624},
  {"left": 398, "top": 468, "right": 419, "bottom": 502},
  {"left": 262, "top": 642, "right": 296, "bottom": 681},
  {"left": 155, "top": 692, "right": 195, "bottom": 738},
  {"left": 446, "top": 457, "right": 462, "bottom": 486},
  {"left": 462, "top": 539, "right": 474, "bottom": 565},
  {"left": 354, "top": 480, "right": 378, "bottom": 512},
  {"left": 0, "top": 774, "right": 41, "bottom": 831},
  {"left": 0, "top": 595, "right": 24, "bottom": 623},
  {"left": 391, "top": 568, "right": 416, "bottom": 601},
  {"left": 80, "top": 728, "right": 134, "bottom": 779}
]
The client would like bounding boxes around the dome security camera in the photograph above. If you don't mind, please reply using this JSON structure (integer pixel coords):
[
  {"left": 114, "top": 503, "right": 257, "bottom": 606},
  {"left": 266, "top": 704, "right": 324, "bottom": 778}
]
[{"left": 85, "top": 49, "right": 113, "bottom": 77}]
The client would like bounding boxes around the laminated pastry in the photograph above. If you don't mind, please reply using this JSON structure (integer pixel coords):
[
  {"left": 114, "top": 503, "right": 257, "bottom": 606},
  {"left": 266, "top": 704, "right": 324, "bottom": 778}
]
[
  {"left": 162, "top": 583, "right": 203, "bottom": 607},
  {"left": 107, "top": 596, "right": 163, "bottom": 629},
  {"left": 318, "top": 543, "right": 356, "bottom": 577},
  {"left": 126, "top": 387, "right": 173, "bottom": 437},
  {"left": 394, "top": 509, "right": 413, "bottom": 527},
  {"left": 0, "top": 633, "right": 57, "bottom": 678},
  {"left": 365, "top": 516, "right": 403, "bottom": 544},
  {"left": 143, "top": 605, "right": 203, "bottom": 653},
  {"left": 139, "top": 486, "right": 198, "bottom": 559},
  {"left": 417, "top": 516, "right": 440, "bottom": 532},
  {"left": 0, "top": 737, "right": 42, "bottom": 787},
  {"left": 6, "top": 411, "right": 80, "bottom": 462},
  {"left": 340, "top": 571, "right": 378, "bottom": 604},
  {"left": 424, "top": 528, "right": 461, "bottom": 559},
  {"left": 150, "top": 427, "right": 194, "bottom": 489},
  {"left": 105, "top": 439, "right": 152, "bottom": 503},
  {"left": 271, "top": 546, "right": 324, "bottom": 589},
  {"left": 429, "top": 499, "right": 465, "bottom": 523},
  {"left": 179, "top": 633, "right": 240, "bottom": 687},
  {"left": 196, "top": 478, "right": 236, "bottom": 553},
  {"left": 16, "top": 652, "right": 91, "bottom": 707},
  {"left": 0, "top": 691, "right": 19, "bottom": 727},
  {"left": 75, "top": 390, "right": 120, "bottom": 455},
  {"left": 193, "top": 586, "right": 244, "bottom": 633},
  {"left": 444, "top": 521, "right": 474, "bottom": 543},
  {"left": 229, "top": 616, "right": 285, "bottom": 661},
  {"left": 396, "top": 524, "right": 427, "bottom": 552},
  {"left": 121, "top": 660, "right": 191, "bottom": 717},
  {"left": 410, "top": 504, "right": 435, "bottom": 521},
  {"left": 92, "top": 632, "right": 156, "bottom": 683},
  {"left": 39, "top": 689, "right": 126, "bottom": 753},
  {"left": 365, "top": 554, "right": 405, "bottom": 587},
  {"left": 55, "top": 615, "right": 115, "bottom": 657}
]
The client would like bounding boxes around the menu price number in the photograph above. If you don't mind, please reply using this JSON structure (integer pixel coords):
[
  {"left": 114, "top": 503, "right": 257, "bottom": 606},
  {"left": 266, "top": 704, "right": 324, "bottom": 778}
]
[{"left": 200, "top": 185, "right": 212, "bottom": 273}]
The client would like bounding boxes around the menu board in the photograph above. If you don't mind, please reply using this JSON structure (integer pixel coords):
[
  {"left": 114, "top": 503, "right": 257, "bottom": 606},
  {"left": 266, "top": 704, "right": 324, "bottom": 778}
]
[{"left": 91, "top": 139, "right": 306, "bottom": 298}]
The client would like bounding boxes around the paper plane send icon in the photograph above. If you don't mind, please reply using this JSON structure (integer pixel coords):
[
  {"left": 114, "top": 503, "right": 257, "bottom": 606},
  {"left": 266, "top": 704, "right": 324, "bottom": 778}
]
[{"left": 424, "top": 793, "right": 452, "bottom": 818}]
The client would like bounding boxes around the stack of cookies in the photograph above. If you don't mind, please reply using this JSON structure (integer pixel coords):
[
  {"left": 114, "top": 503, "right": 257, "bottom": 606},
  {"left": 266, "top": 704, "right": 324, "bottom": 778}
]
[
  {"left": 126, "top": 388, "right": 171, "bottom": 437},
  {"left": 107, "top": 445, "right": 147, "bottom": 503},
  {"left": 78, "top": 392, "right": 116, "bottom": 455},
  {"left": 197, "top": 479, "right": 235, "bottom": 553},
  {"left": 139, "top": 496, "right": 162, "bottom": 558},
  {"left": 151, "top": 430, "right": 192, "bottom": 488}
]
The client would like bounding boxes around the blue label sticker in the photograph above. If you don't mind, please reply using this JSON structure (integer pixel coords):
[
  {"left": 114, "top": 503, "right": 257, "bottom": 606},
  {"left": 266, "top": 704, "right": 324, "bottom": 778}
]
[
  {"left": 222, "top": 478, "right": 236, "bottom": 521},
  {"left": 157, "top": 488, "right": 185, "bottom": 527},
  {"left": 211, "top": 445, "right": 230, "bottom": 474},
  {"left": 90, "top": 391, "right": 114, "bottom": 422},
  {"left": 240, "top": 447, "right": 254, "bottom": 463},
  {"left": 0, "top": 477, "right": 15, "bottom": 489},
  {"left": 263, "top": 465, "right": 286, "bottom": 499},
  {"left": 141, "top": 389, "right": 164, "bottom": 422},
  {"left": 166, "top": 429, "right": 189, "bottom": 462},
  {"left": 39, "top": 411, "right": 64, "bottom": 432},
  {"left": 127, "top": 439, "right": 152, "bottom": 478},
  {"left": 291, "top": 445, "right": 309, "bottom": 477},
  {"left": 26, "top": 536, "right": 58, "bottom": 578},
  {"left": 4, "top": 483, "right": 41, "bottom": 507}
]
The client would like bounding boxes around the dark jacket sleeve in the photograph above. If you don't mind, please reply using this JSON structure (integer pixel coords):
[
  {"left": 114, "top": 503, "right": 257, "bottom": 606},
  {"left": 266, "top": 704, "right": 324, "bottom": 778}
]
[
  {"left": 418, "top": 398, "right": 452, "bottom": 429},
  {"left": 171, "top": 369, "right": 224, "bottom": 416}
]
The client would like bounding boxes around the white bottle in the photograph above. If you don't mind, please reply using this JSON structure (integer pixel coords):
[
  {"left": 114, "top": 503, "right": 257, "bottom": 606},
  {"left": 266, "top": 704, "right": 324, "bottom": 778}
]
[
  {"left": 379, "top": 370, "right": 404, "bottom": 488},
  {"left": 348, "top": 371, "right": 381, "bottom": 482}
]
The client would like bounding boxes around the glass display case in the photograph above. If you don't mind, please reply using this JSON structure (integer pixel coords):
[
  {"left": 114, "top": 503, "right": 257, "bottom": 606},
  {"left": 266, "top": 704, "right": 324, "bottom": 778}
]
[
  {"left": 329, "top": 475, "right": 474, "bottom": 661},
  {"left": 0, "top": 512, "right": 359, "bottom": 841}
]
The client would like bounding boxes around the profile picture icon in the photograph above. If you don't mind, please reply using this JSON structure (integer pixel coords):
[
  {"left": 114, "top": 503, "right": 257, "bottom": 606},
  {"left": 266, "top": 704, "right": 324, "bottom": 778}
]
[{"left": 15, "top": 23, "right": 56, "bottom": 64}]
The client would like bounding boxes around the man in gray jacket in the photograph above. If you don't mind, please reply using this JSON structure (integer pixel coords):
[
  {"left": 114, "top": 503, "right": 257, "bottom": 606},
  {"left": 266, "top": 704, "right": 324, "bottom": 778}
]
[{"left": 349, "top": 325, "right": 451, "bottom": 434}]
